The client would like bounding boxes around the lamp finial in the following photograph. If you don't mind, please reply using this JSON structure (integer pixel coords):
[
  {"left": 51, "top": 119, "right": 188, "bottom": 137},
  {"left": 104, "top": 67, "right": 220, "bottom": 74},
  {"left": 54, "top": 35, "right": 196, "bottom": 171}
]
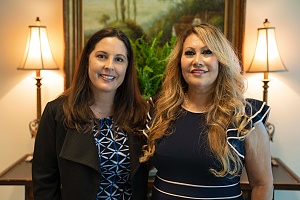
[
  {"left": 264, "top": 19, "right": 270, "bottom": 28},
  {"left": 35, "top": 17, "right": 41, "bottom": 26}
]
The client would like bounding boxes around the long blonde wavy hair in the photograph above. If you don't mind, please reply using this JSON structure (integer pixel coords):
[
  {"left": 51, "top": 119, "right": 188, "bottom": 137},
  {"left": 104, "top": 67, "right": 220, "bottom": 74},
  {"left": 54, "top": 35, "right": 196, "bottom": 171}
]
[{"left": 140, "top": 24, "right": 251, "bottom": 177}]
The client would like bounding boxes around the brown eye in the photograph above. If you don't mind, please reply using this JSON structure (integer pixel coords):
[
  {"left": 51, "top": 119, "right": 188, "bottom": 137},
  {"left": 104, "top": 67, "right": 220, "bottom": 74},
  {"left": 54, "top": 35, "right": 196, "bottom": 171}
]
[
  {"left": 184, "top": 50, "right": 195, "bottom": 56},
  {"left": 115, "top": 57, "right": 125, "bottom": 62},
  {"left": 202, "top": 50, "right": 212, "bottom": 55},
  {"left": 97, "top": 54, "right": 106, "bottom": 59}
]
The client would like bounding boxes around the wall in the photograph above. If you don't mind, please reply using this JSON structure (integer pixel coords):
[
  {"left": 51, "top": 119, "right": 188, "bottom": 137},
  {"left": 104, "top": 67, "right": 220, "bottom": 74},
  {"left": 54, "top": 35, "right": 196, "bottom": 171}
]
[
  {"left": 0, "top": 0, "right": 64, "bottom": 199},
  {"left": 0, "top": 0, "right": 299, "bottom": 199},
  {"left": 244, "top": 0, "right": 300, "bottom": 199}
]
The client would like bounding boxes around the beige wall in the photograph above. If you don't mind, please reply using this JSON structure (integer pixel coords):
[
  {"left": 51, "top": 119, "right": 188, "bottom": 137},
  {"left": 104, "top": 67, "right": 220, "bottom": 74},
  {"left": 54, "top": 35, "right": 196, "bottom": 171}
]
[
  {"left": 0, "top": 0, "right": 299, "bottom": 199},
  {"left": 0, "top": 0, "right": 64, "bottom": 199},
  {"left": 244, "top": 0, "right": 300, "bottom": 199}
]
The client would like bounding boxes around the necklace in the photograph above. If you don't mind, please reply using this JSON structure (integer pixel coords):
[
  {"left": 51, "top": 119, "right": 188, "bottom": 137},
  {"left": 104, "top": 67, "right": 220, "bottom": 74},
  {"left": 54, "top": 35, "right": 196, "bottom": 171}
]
[
  {"left": 90, "top": 106, "right": 113, "bottom": 118},
  {"left": 183, "top": 93, "right": 210, "bottom": 113}
]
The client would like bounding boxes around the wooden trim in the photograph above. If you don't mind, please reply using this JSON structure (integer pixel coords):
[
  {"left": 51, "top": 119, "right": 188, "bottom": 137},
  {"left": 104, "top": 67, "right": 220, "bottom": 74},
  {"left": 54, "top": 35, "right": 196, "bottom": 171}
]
[
  {"left": 224, "top": 0, "right": 246, "bottom": 62},
  {"left": 63, "top": 0, "right": 83, "bottom": 89}
]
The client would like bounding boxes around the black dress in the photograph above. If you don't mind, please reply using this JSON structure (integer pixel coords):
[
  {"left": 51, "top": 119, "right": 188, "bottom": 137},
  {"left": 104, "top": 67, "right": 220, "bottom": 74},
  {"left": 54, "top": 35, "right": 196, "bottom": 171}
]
[{"left": 151, "top": 99, "right": 270, "bottom": 200}]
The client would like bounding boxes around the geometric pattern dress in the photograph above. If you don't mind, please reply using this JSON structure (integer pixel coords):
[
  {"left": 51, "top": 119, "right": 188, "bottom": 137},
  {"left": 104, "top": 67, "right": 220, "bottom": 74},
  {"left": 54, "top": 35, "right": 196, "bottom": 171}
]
[{"left": 93, "top": 117, "right": 132, "bottom": 200}]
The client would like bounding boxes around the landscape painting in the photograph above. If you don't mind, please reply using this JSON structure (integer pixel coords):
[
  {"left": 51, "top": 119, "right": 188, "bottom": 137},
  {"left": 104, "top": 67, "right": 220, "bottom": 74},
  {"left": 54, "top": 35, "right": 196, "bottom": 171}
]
[
  {"left": 63, "top": 0, "right": 246, "bottom": 88},
  {"left": 82, "top": 0, "right": 225, "bottom": 44}
]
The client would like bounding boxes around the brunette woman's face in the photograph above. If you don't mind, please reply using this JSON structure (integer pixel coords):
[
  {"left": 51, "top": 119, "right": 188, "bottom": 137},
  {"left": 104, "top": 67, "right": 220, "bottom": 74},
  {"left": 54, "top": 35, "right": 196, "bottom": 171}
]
[
  {"left": 88, "top": 37, "right": 128, "bottom": 95},
  {"left": 181, "top": 33, "right": 219, "bottom": 92}
]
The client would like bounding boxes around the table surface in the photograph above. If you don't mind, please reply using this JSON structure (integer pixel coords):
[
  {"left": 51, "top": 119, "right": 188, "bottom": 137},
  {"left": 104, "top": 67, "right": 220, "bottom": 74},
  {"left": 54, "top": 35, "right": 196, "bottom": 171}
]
[
  {"left": 1, "top": 155, "right": 300, "bottom": 191},
  {"left": 240, "top": 157, "right": 300, "bottom": 190},
  {"left": 0, "top": 154, "right": 32, "bottom": 185}
]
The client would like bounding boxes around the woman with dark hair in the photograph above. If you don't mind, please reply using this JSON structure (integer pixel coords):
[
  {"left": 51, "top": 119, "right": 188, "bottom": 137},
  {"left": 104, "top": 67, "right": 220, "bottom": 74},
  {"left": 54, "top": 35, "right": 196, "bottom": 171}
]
[
  {"left": 32, "top": 28, "right": 149, "bottom": 200},
  {"left": 140, "top": 24, "right": 273, "bottom": 200}
]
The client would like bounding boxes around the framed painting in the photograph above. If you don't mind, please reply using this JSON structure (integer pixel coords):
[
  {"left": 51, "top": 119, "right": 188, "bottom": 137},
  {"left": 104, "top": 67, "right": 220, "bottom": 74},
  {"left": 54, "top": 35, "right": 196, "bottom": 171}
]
[{"left": 63, "top": 0, "right": 246, "bottom": 89}]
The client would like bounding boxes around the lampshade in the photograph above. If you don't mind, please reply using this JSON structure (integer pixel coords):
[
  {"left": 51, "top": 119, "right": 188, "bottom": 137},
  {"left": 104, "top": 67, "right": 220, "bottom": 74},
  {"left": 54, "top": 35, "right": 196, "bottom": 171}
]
[
  {"left": 18, "top": 17, "right": 58, "bottom": 70},
  {"left": 246, "top": 19, "right": 287, "bottom": 73},
  {"left": 18, "top": 17, "right": 59, "bottom": 139}
]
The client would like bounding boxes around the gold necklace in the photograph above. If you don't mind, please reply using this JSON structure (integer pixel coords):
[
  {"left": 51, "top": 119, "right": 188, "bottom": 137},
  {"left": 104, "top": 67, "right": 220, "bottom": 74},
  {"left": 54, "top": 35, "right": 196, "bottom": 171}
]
[
  {"left": 90, "top": 106, "right": 113, "bottom": 118},
  {"left": 183, "top": 93, "right": 209, "bottom": 113}
]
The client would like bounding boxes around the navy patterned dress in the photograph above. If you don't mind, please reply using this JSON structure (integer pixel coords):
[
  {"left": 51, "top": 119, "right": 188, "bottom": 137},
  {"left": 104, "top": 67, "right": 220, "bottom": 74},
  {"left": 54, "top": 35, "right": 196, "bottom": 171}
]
[
  {"left": 93, "top": 117, "right": 132, "bottom": 200},
  {"left": 151, "top": 99, "right": 270, "bottom": 200}
]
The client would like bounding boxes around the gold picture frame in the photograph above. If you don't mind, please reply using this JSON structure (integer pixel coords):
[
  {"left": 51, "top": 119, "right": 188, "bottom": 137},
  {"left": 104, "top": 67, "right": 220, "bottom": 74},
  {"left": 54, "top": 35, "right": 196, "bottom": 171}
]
[{"left": 63, "top": 0, "right": 246, "bottom": 89}]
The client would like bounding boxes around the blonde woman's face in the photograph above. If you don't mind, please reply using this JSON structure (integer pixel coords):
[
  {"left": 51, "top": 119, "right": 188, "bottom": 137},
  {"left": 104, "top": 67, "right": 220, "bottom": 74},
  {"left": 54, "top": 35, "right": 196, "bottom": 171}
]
[
  {"left": 88, "top": 37, "right": 128, "bottom": 95},
  {"left": 181, "top": 33, "right": 219, "bottom": 92}
]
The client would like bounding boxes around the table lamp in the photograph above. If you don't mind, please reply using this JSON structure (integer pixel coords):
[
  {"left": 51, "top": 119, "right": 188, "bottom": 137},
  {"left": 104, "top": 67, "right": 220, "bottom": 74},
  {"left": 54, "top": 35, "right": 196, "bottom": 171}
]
[
  {"left": 246, "top": 19, "right": 287, "bottom": 142},
  {"left": 18, "top": 17, "right": 59, "bottom": 138}
]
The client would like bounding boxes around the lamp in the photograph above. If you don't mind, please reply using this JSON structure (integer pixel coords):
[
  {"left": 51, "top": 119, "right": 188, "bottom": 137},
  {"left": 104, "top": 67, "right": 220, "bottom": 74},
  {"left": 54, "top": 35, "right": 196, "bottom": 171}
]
[
  {"left": 246, "top": 19, "right": 288, "bottom": 102},
  {"left": 18, "top": 17, "right": 58, "bottom": 138},
  {"left": 246, "top": 19, "right": 287, "bottom": 165}
]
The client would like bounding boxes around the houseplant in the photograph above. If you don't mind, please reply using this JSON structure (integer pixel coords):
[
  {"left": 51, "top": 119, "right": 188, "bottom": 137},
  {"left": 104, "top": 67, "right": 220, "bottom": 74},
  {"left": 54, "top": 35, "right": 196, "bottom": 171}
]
[{"left": 132, "top": 31, "right": 176, "bottom": 98}]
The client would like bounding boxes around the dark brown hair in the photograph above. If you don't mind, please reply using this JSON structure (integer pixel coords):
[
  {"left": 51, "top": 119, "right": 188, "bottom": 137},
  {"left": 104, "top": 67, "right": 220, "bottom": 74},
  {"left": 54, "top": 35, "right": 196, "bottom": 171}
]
[{"left": 62, "top": 28, "right": 148, "bottom": 134}]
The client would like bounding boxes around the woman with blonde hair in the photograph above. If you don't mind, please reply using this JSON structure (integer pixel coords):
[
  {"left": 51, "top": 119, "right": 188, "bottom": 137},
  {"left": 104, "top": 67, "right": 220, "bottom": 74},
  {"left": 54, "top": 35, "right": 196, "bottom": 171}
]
[{"left": 141, "top": 24, "right": 273, "bottom": 200}]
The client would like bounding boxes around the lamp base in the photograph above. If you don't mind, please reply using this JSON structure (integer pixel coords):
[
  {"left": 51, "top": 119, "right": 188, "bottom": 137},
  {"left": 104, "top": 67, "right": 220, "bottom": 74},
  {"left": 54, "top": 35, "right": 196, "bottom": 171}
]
[
  {"left": 29, "top": 118, "right": 39, "bottom": 139},
  {"left": 265, "top": 122, "right": 278, "bottom": 166},
  {"left": 265, "top": 122, "right": 275, "bottom": 141}
]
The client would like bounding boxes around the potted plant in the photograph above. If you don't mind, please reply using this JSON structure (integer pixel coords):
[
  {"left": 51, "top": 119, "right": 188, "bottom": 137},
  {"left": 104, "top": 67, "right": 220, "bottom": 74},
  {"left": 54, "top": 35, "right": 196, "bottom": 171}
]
[{"left": 132, "top": 31, "right": 176, "bottom": 98}]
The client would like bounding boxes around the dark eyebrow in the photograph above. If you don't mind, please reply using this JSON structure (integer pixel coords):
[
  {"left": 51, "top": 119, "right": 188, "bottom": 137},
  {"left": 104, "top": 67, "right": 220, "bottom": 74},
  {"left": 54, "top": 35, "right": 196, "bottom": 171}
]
[{"left": 116, "top": 53, "right": 126, "bottom": 57}]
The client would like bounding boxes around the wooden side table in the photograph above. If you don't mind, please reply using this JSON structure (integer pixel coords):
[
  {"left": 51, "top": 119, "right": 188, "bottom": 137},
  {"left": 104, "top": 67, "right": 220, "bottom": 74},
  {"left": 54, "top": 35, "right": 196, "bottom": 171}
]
[
  {"left": 0, "top": 154, "right": 33, "bottom": 200},
  {"left": 1, "top": 155, "right": 300, "bottom": 200},
  {"left": 240, "top": 157, "right": 300, "bottom": 200}
]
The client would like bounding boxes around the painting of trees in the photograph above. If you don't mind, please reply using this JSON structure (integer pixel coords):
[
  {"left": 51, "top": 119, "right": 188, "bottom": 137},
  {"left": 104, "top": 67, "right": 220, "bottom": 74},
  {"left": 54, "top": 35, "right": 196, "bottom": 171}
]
[{"left": 83, "top": 0, "right": 224, "bottom": 44}]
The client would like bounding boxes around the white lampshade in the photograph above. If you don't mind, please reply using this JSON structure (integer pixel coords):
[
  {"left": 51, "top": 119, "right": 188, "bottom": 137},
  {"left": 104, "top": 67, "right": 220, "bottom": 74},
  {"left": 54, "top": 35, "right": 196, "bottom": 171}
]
[
  {"left": 18, "top": 17, "right": 58, "bottom": 70},
  {"left": 246, "top": 19, "right": 287, "bottom": 73}
]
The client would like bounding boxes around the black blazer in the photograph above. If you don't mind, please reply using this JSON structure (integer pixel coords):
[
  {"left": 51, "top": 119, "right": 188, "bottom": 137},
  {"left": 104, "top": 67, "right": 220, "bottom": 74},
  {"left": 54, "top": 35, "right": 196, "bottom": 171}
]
[{"left": 32, "top": 97, "right": 149, "bottom": 200}]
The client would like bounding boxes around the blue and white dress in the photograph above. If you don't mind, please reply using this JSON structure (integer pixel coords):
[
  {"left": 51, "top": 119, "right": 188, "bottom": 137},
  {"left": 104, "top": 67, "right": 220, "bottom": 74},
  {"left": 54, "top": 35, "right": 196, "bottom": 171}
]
[
  {"left": 93, "top": 117, "right": 132, "bottom": 200},
  {"left": 151, "top": 98, "right": 270, "bottom": 200}
]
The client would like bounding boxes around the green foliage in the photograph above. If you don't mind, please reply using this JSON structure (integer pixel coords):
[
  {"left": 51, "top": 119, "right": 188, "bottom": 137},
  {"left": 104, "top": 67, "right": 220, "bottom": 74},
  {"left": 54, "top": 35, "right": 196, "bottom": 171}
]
[{"left": 132, "top": 31, "right": 176, "bottom": 98}]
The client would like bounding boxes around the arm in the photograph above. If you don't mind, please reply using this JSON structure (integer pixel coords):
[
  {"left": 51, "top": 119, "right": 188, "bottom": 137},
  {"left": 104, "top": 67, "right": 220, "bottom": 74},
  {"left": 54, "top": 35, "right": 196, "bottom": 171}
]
[
  {"left": 244, "top": 121, "right": 274, "bottom": 200},
  {"left": 32, "top": 101, "right": 61, "bottom": 200}
]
